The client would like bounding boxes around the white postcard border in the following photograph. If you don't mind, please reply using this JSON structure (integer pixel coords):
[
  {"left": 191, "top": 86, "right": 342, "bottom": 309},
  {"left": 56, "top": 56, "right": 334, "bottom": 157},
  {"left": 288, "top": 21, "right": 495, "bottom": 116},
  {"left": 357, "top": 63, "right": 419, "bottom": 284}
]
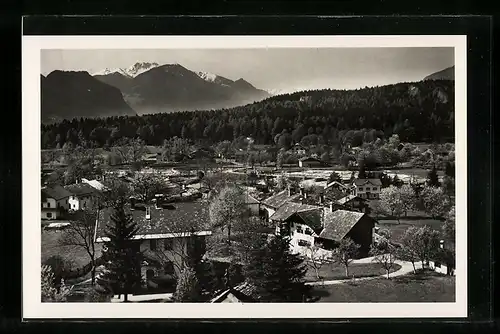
[{"left": 22, "top": 35, "right": 467, "bottom": 319}]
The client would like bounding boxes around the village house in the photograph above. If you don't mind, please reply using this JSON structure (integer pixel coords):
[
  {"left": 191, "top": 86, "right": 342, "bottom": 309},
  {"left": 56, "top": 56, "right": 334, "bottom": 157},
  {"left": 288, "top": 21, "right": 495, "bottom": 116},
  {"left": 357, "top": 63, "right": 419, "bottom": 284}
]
[
  {"left": 269, "top": 201, "right": 324, "bottom": 254},
  {"left": 41, "top": 185, "right": 73, "bottom": 220},
  {"left": 260, "top": 188, "right": 301, "bottom": 220},
  {"left": 94, "top": 198, "right": 212, "bottom": 283},
  {"left": 317, "top": 209, "right": 377, "bottom": 257},
  {"left": 298, "top": 156, "right": 326, "bottom": 168},
  {"left": 350, "top": 178, "right": 382, "bottom": 200},
  {"left": 336, "top": 194, "right": 368, "bottom": 213},
  {"left": 65, "top": 182, "right": 100, "bottom": 211},
  {"left": 244, "top": 193, "right": 261, "bottom": 216},
  {"left": 141, "top": 153, "right": 162, "bottom": 165}
]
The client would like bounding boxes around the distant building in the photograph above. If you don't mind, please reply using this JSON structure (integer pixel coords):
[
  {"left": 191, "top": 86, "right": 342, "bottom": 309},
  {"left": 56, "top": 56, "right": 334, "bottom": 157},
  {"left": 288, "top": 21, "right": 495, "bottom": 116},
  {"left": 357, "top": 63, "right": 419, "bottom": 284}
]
[
  {"left": 95, "top": 199, "right": 212, "bottom": 281},
  {"left": 41, "top": 185, "right": 73, "bottom": 220},
  {"left": 298, "top": 157, "right": 326, "bottom": 168},
  {"left": 350, "top": 178, "right": 382, "bottom": 199},
  {"left": 65, "top": 183, "right": 100, "bottom": 211},
  {"left": 261, "top": 188, "right": 301, "bottom": 219},
  {"left": 336, "top": 194, "right": 368, "bottom": 212}
]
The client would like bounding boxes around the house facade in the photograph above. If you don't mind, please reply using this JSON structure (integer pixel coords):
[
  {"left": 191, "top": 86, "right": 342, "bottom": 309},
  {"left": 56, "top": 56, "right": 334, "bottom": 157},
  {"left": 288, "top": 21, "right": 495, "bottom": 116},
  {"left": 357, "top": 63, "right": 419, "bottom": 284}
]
[
  {"left": 298, "top": 157, "right": 325, "bottom": 168},
  {"left": 41, "top": 185, "right": 73, "bottom": 220},
  {"left": 95, "top": 199, "right": 212, "bottom": 281},
  {"left": 336, "top": 195, "right": 368, "bottom": 212},
  {"left": 65, "top": 183, "right": 99, "bottom": 211},
  {"left": 350, "top": 178, "right": 382, "bottom": 199}
]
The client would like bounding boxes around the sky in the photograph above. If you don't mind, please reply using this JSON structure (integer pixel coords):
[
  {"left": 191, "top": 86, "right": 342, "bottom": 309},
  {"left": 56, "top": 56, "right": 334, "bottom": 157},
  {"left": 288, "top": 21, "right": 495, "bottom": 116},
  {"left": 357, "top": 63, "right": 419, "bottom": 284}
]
[{"left": 41, "top": 48, "right": 454, "bottom": 93}]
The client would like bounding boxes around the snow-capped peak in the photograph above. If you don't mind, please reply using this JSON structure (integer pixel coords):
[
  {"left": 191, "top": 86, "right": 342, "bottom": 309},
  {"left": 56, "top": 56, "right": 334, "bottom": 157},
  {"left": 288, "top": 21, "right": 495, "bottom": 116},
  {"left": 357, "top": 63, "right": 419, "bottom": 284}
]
[
  {"left": 126, "top": 62, "right": 160, "bottom": 77},
  {"left": 93, "top": 62, "right": 160, "bottom": 78},
  {"left": 196, "top": 71, "right": 218, "bottom": 82}
]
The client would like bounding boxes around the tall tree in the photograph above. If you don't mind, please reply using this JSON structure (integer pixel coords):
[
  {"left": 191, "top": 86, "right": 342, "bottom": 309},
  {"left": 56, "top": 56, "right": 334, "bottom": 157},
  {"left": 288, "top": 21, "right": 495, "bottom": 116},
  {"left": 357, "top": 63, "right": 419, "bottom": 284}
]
[
  {"left": 369, "top": 230, "right": 397, "bottom": 279},
  {"left": 379, "top": 186, "right": 404, "bottom": 223},
  {"left": 41, "top": 265, "right": 72, "bottom": 302},
  {"left": 172, "top": 267, "right": 201, "bottom": 302},
  {"left": 101, "top": 199, "right": 142, "bottom": 302},
  {"left": 244, "top": 229, "right": 309, "bottom": 302},
  {"left": 130, "top": 172, "right": 165, "bottom": 204},
  {"left": 420, "top": 186, "right": 450, "bottom": 219},
  {"left": 412, "top": 225, "right": 441, "bottom": 268},
  {"left": 396, "top": 226, "right": 421, "bottom": 273},
  {"left": 332, "top": 238, "right": 361, "bottom": 277},
  {"left": 427, "top": 165, "right": 440, "bottom": 187},
  {"left": 444, "top": 162, "right": 455, "bottom": 178},
  {"left": 208, "top": 185, "right": 248, "bottom": 261},
  {"left": 60, "top": 209, "right": 99, "bottom": 285}
]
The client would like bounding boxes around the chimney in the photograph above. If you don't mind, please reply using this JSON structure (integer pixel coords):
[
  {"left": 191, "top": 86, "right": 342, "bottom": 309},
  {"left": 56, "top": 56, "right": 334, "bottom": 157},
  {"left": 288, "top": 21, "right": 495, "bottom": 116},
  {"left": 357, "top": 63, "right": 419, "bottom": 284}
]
[
  {"left": 329, "top": 202, "right": 334, "bottom": 213},
  {"left": 287, "top": 187, "right": 291, "bottom": 197},
  {"left": 319, "top": 194, "right": 324, "bottom": 205},
  {"left": 440, "top": 240, "right": 444, "bottom": 249},
  {"left": 155, "top": 194, "right": 163, "bottom": 209},
  {"left": 146, "top": 206, "right": 151, "bottom": 220},
  {"left": 299, "top": 187, "right": 304, "bottom": 196}
]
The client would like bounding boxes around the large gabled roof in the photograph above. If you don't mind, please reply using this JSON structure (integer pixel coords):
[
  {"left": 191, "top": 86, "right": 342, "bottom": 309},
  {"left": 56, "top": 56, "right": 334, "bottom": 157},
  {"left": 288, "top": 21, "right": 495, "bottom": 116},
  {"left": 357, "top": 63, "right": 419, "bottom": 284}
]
[
  {"left": 353, "top": 178, "right": 382, "bottom": 187},
  {"left": 336, "top": 194, "right": 366, "bottom": 205},
  {"left": 65, "top": 183, "right": 97, "bottom": 196},
  {"left": 319, "top": 210, "right": 367, "bottom": 241},
  {"left": 95, "top": 200, "right": 211, "bottom": 242},
  {"left": 261, "top": 190, "right": 300, "bottom": 209},
  {"left": 269, "top": 202, "right": 320, "bottom": 222},
  {"left": 41, "top": 185, "right": 73, "bottom": 200}
]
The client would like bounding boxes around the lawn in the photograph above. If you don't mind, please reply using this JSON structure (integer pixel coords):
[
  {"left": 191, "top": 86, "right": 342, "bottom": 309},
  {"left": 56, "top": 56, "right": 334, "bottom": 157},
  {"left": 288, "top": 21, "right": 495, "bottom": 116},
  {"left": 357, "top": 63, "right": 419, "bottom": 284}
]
[
  {"left": 377, "top": 219, "right": 444, "bottom": 243},
  {"left": 304, "top": 262, "right": 402, "bottom": 282},
  {"left": 311, "top": 270, "right": 455, "bottom": 302},
  {"left": 41, "top": 228, "right": 103, "bottom": 269}
]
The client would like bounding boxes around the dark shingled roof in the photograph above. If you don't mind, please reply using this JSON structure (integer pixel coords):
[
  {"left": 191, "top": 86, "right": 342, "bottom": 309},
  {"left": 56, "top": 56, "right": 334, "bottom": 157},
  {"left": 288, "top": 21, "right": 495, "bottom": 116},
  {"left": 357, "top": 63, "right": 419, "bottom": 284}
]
[
  {"left": 299, "top": 156, "right": 321, "bottom": 162},
  {"left": 244, "top": 194, "right": 260, "bottom": 205},
  {"left": 269, "top": 202, "right": 320, "bottom": 222},
  {"left": 95, "top": 200, "right": 211, "bottom": 240},
  {"left": 65, "top": 183, "right": 97, "bottom": 196},
  {"left": 261, "top": 190, "right": 300, "bottom": 209},
  {"left": 319, "top": 210, "right": 366, "bottom": 241},
  {"left": 336, "top": 195, "right": 366, "bottom": 205},
  {"left": 353, "top": 178, "right": 382, "bottom": 187},
  {"left": 41, "top": 185, "right": 73, "bottom": 200}
]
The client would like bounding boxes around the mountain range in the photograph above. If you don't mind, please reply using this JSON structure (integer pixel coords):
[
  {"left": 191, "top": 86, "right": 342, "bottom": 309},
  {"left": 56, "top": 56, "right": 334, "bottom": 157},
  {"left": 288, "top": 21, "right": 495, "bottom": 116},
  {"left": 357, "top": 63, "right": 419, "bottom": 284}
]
[
  {"left": 41, "top": 71, "right": 136, "bottom": 124},
  {"left": 93, "top": 62, "right": 270, "bottom": 115},
  {"left": 40, "top": 63, "right": 454, "bottom": 123},
  {"left": 424, "top": 66, "right": 455, "bottom": 81}
]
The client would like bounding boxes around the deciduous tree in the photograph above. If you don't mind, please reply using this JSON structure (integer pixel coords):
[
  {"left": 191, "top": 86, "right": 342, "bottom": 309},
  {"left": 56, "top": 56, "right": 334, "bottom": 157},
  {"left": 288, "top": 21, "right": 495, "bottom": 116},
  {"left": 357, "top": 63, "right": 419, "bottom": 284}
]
[
  {"left": 332, "top": 238, "right": 361, "bottom": 277},
  {"left": 60, "top": 209, "right": 99, "bottom": 285}
]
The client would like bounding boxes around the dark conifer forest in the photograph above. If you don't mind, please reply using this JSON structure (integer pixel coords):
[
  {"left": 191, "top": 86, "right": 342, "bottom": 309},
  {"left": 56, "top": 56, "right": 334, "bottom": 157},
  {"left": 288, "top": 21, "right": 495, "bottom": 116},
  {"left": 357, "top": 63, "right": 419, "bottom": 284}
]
[{"left": 41, "top": 80, "right": 454, "bottom": 149}]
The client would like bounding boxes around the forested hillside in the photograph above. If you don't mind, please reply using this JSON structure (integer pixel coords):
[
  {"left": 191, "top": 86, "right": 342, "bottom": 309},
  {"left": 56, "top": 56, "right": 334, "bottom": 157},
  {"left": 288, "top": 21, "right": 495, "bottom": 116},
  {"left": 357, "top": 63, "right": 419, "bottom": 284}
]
[{"left": 41, "top": 80, "right": 454, "bottom": 149}]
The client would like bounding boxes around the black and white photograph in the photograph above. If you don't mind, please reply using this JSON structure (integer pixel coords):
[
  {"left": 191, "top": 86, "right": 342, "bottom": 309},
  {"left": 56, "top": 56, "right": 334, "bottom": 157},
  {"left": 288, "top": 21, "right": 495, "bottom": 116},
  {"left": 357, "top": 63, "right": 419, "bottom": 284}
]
[{"left": 22, "top": 35, "right": 467, "bottom": 318}]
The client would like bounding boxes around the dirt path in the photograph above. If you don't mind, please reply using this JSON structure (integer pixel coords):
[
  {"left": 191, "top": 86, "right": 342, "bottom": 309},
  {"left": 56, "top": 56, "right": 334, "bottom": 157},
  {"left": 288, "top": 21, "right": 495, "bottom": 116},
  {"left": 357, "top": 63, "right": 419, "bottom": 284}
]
[{"left": 305, "top": 257, "right": 422, "bottom": 286}]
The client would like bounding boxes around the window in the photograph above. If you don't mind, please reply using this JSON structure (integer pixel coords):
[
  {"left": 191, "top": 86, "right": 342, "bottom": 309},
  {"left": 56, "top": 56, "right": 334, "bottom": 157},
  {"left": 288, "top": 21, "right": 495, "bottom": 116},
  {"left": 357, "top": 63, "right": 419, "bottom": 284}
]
[
  {"left": 164, "top": 239, "right": 173, "bottom": 250},
  {"left": 304, "top": 228, "right": 312, "bottom": 236},
  {"left": 298, "top": 239, "right": 311, "bottom": 247},
  {"left": 359, "top": 187, "right": 363, "bottom": 191},
  {"left": 66, "top": 199, "right": 68, "bottom": 204},
  {"left": 150, "top": 239, "right": 157, "bottom": 251},
  {"left": 296, "top": 226, "right": 303, "bottom": 234},
  {"left": 46, "top": 212, "right": 52, "bottom": 218},
  {"left": 47, "top": 202, "right": 51, "bottom": 208},
  {"left": 373, "top": 187, "right": 377, "bottom": 191}
]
